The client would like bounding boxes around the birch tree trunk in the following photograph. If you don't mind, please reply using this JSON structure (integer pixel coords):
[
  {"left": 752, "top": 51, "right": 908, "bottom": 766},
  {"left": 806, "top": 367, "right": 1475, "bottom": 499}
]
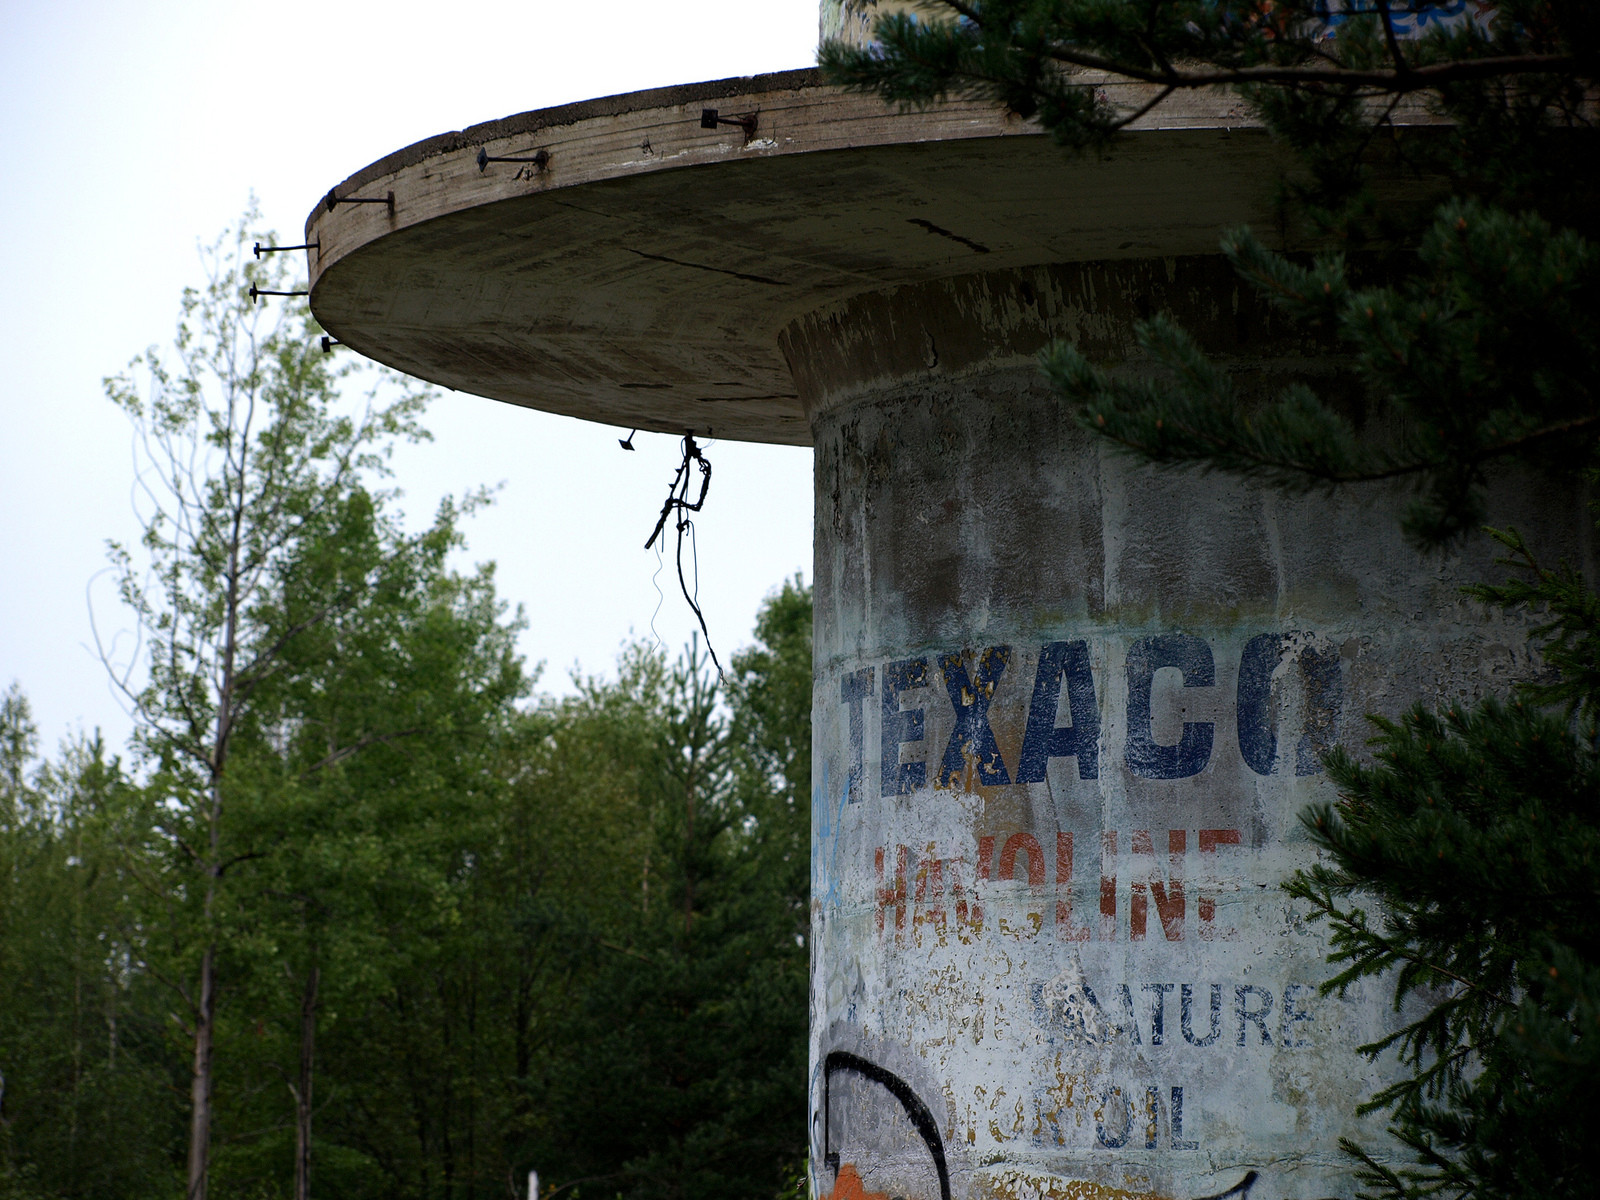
[
  {"left": 294, "top": 965, "right": 319, "bottom": 1200},
  {"left": 186, "top": 940, "right": 216, "bottom": 1200}
]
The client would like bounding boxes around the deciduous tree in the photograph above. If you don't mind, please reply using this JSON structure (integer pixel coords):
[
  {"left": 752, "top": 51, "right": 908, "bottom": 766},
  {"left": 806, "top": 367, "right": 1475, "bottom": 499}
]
[{"left": 99, "top": 206, "right": 430, "bottom": 1200}]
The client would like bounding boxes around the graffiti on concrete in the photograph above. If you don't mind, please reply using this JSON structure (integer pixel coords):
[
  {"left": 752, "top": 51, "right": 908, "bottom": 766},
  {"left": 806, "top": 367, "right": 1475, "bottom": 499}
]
[
  {"left": 822, "top": 1050, "right": 951, "bottom": 1200},
  {"left": 811, "top": 630, "right": 1369, "bottom": 1195},
  {"left": 821, "top": 0, "right": 1495, "bottom": 51},
  {"left": 1196, "top": 1172, "right": 1258, "bottom": 1200}
]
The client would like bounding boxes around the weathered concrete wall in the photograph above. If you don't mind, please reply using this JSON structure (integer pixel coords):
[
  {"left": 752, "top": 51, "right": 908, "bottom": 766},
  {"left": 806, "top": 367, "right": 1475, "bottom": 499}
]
[{"left": 798, "top": 261, "right": 1588, "bottom": 1200}]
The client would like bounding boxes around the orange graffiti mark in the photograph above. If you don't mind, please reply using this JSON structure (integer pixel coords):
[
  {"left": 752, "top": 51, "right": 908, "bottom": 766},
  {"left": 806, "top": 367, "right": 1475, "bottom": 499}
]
[{"left": 828, "top": 1163, "right": 892, "bottom": 1200}]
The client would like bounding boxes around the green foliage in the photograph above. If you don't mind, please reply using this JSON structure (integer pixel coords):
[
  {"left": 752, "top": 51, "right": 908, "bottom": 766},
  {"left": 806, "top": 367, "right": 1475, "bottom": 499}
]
[
  {"left": 1048, "top": 202, "right": 1598, "bottom": 543},
  {"left": 0, "top": 590, "right": 813, "bottom": 1200},
  {"left": 826, "top": 3, "right": 1598, "bottom": 549},
  {"left": 3, "top": 207, "right": 816, "bottom": 1199},
  {"left": 532, "top": 588, "right": 813, "bottom": 1200},
  {"left": 100, "top": 203, "right": 432, "bottom": 781},
  {"left": 94, "top": 203, "right": 445, "bottom": 1200},
  {"left": 1285, "top": 516, "right": 1600, "bottom": 1200},
  {"left": 0, "top": 687, "right": 183, "bottom": 1198},
  {"left": 1289, "top": 694, "right": 1600, "bottom": 1197},
  {"left": 821, "top": 2, "right": 1595, "bottom": 193},
  {"left": 1466, "top": 525, "right": 1600, "bottom": 721}
]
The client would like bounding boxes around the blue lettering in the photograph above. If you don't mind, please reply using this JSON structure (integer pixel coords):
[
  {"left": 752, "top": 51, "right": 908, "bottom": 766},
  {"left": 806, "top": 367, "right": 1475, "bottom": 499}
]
[
  {"left": 1181, "top": 983, "right": 1221, "bottom": 1046},
  {"left": 1296, "top": 645, "right": 1342, "bottom": 776},
  {"left": 841, "top": 667, "right": 874, "bottom": 803},
  {"left": 1171, "top": 1086, "right": 1198, "bottom": 1150},
  {"left": 1143, "top": 982, "right": 1175, "bottom": 1045},
  {"left": 937, "top": 646, "right": 1012, "bottom": 787},
  {"left": 1115, "top": 984, "right": 1142, "bottom": 1045},
  {"left": 1098, "top": 1084, "right": 1199, "bottom": 1150},
  {"left": 1016, "top": 640, "right": 1100, "bottom": 782},
  {"left": 1095, "top": 1087, "right": 1133, "bottom": 1149},
  {"left": 881, "top": 657, "right": 928, "bottom": 797},
  {"left": 1125, "top": 634, "right": 1215, "bottom": 779},
  {"left": 1281, "top": 983, "right": 1314, "bottom": 1046},
  {"left": 1235, "top": 985, "right": 1275, "bottom": 1046},
  {"left": 1237, "top": 633, "right": 1344, "bottom": 776},
  {"left": 1236, "top": 633, "right": 1280, "bottom": 776}
]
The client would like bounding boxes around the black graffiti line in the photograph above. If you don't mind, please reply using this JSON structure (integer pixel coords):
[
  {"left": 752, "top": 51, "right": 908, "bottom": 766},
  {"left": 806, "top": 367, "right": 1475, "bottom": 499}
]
[
  {"left": 624, "top": 247, "right": 787, "bottom": 286},
  {"left": 907, "top": 217, "right": 991, "bottom": 254},
  {"left": 822, "top": 1050, "right": 951, "bottom": 1200},
  {"left": 1193, "top": 1171, "right": 1258, "bottom": 1200}
]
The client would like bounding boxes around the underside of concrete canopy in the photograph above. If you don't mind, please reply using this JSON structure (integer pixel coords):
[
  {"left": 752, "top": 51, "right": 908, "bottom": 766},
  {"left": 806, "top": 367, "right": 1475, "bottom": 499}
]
[{"left": 305, "top": 68, "right": 1440, "bottom": 445}]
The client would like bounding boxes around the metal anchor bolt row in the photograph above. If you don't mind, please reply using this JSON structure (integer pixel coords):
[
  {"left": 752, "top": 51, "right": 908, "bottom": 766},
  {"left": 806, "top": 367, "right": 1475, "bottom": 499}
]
[
  {"left": 253, "top": 240, "right": 319, "bottom": 258},
  {"left": 700, "top": 108, "right": 757, "bottom": 136},
  {"left": 287, "top": 107, "right": 759, "bottom": 354},
  {"left": 323, "top": 189, "right": 395, "bottom": 215},
  {"left": 477, "top": 147, "right": 550, "bottom": 172},
  {"left": 322, "top": 107, "right": 754, "bottom": 219},
  {"left": 248, "top": 284, "right": 307, "bottom": 303}
]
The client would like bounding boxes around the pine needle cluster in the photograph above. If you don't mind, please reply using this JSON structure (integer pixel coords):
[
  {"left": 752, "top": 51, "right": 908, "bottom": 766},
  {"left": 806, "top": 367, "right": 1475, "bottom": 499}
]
[
  {"left": 1050, "top": 202, "right": 1598, "bottom": 543},
  {"left": 1292, "top": 696, "right": 1600, "bottom": 1196}
]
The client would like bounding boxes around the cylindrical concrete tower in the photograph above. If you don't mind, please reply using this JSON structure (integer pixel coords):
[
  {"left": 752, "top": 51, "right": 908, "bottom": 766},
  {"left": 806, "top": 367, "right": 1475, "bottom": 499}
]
[{"left": 303, "top": 6, "right": 1588, "bottom": 1198}]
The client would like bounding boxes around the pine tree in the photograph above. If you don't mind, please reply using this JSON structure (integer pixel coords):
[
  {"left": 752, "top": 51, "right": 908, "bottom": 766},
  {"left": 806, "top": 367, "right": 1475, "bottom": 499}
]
[
  {"left": 529, "top": 591, "right": 813, "bottom": 1200},
  {"left": 824, "top": 5, "right": 1597, "bottom": 1197}
]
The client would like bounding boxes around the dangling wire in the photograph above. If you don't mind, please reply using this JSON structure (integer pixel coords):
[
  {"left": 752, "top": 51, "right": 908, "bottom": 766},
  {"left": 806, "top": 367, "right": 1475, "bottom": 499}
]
[
  {"left": 648, "top": 536, "right": 668, "bottom": 659},
  {"left": 644, "top": 433, "right": 722, "bottom": 675}
]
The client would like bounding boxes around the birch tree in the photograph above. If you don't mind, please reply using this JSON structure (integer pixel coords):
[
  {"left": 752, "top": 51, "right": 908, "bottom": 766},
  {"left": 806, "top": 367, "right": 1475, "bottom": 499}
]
[{"left": 99, "top": 208, "right": 430, "bottom": 1200}]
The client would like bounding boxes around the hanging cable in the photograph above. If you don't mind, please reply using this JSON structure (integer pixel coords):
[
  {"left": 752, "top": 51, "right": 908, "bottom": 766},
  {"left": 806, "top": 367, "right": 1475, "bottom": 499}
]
[
  {"left": 649, "top": 537, "right": 667, "bottom": 658},
  {"left": 644, "top": 433, "right": 722, "bottom": 675}
]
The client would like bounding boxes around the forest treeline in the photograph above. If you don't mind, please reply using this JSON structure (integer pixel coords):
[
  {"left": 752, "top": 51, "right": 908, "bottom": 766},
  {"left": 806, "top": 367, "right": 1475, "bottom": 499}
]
[
  {"left": 0, "top": 570, "right": 811, "bottom": 1200},
  {"left": 0, "top": 600, "right": 810, "bottom": 1200},
  {"left": 0, "top": 217, "right": 811, "bottom": 1200}
]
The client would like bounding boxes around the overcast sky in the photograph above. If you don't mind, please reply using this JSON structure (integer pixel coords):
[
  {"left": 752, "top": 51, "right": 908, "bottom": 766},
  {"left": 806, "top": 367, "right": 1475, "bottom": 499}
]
[{"left": 0, "top": 1, "right": 821, "bottom": 752}]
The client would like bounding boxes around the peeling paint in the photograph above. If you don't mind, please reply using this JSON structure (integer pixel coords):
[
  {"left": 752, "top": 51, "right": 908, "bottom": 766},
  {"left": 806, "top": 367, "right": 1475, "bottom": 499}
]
[{"left": 807, "top": 311, "right": 1589, "bottom": 1197}]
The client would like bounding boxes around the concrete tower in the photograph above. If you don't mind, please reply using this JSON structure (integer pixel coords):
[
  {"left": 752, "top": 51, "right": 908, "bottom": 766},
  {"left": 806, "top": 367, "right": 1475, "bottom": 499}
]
[{"left": 304, "top": 6, "right": 1586, "bottom": 1198}]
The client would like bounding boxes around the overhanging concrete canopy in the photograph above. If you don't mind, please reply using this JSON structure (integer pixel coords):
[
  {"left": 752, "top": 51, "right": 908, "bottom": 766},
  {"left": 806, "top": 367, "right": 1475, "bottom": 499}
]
[{"left": 306, "top": 68, "right": 1326, "bottom": 445}]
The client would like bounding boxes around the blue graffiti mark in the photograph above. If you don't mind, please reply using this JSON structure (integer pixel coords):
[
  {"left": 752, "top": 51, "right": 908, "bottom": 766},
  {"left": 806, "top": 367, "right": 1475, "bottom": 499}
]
[
  {"left": 812, "top": 761, "right": 853, "bottom": 914},
  {"left": 1318, "top": 0, "right": 1478, "bottom": 36}
]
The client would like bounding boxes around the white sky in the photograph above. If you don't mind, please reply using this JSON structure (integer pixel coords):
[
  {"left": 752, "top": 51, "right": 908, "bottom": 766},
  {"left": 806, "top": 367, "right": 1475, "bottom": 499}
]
[{"left": 0, "top": 1, "right": 821, "bottom": 752}]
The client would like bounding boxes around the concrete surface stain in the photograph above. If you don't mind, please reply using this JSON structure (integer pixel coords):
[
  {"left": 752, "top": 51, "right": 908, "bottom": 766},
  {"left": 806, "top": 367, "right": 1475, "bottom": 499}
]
[
  {"left": 828, "top": 1163, "right": 892, "bottom": 1200},
  {"left": 976, "top": 1171, "right": 1176, "bottom": 1200}
]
